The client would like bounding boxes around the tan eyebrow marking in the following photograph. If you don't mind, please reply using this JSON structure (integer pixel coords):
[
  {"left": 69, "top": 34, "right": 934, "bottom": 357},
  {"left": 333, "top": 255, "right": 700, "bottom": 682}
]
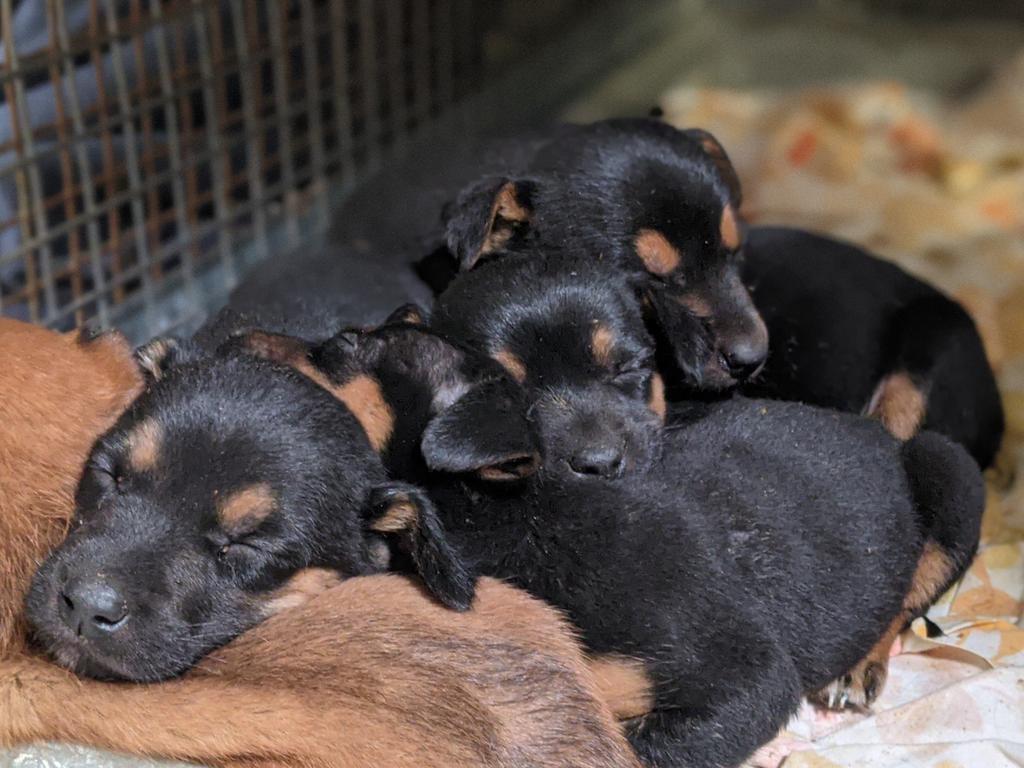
[
  {"left": 591, "top": 324, "right": 616, "bottom": 368},
  {"left": 634, "top": 229, "right": 682, "bottom": 276},
  {"left": 648, "top": 373, "right": 667, "bottom": 422},
  {"left": 720, "top": 204, "right": 741, "bottom": 250},
  {"left": 218, "top": 482, "right": 277, "bottom": 529},
  {"left": 126, "top": 419, "right": 163, "bottom": 472},
  {"left": 492, "top": 349, "right": 527, "bottom": 384}
]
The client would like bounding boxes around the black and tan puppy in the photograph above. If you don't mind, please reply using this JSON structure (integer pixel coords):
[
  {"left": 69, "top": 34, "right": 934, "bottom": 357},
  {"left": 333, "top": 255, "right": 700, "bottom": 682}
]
[
  {"left": 24, "top": 339, "right": 476, "bottom": 683},
  {"left": 441, "top": 117, "right": 768, "bottom": 389},
  {"left": 430, "top": 252, "right": 666, "bottom": 479},
  {"left": 429, "top": 252, "right": 987, "bottom": 711},
  {"left": 438, "top": 118, "right": 1002, "bottom": 465},
  {"left": 741, "top": 226, "right": 1004, "bottom": 468},
  {"left": 239, "top": 315, "right": 984, "bottom": 768}
]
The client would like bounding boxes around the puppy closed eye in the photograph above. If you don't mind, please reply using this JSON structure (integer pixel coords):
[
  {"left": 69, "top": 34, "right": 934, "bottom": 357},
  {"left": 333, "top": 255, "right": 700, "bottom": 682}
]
[
  {"left": 212, "top": 535, "right": 265, "bottom": 562},
  {"left": 89, "top": 457, "right": 127, "bottom": 493}
]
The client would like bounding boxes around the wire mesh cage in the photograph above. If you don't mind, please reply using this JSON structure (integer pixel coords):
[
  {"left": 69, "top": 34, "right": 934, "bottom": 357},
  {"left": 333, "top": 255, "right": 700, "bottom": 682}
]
[{"left": 0, "top": 0, "right": 553, "bottom": 339}]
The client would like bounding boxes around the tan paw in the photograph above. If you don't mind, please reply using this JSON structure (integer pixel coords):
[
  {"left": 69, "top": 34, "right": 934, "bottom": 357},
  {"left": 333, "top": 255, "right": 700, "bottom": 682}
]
[{"left": 808, "top": 657, "right": 888, "bottom": 712}]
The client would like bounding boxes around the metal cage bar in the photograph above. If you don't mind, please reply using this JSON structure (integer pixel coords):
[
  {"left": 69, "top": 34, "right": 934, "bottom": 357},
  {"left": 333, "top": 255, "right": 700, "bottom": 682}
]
[{"left": 0, "top": 0, "right": 602, "bottom": 338}]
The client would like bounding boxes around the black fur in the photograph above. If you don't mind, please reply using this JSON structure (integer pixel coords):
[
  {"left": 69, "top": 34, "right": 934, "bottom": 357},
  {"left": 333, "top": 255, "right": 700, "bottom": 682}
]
[
  {"left": 254, "top": 318, "right": 984, "bottom": 768},
  {"left": 741, "top": 226, "right": 1004, "bottom": 467},
  {"left": 439, "top": 118, "right": 768, "bottom": 388},
  {"left": 430, "top": 253, "right": 665, "bottom": 478},
  {"left": 25, "top": 340, "right": 474, "bottom": 682},
  {"left": 430, "top": 120, "right": 1002, "bottom": 464}
]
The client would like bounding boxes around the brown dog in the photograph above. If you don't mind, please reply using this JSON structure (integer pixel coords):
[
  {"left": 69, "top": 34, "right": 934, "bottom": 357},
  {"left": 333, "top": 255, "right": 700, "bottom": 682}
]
[{"left": 0, "top": 319, "right": 639, "bottom": 768}]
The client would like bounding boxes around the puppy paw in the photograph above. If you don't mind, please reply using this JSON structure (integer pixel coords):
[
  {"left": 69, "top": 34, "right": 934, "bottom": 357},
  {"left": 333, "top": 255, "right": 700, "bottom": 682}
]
[{"left": 808, "top": 657, "right": 888, "bottom": 712}]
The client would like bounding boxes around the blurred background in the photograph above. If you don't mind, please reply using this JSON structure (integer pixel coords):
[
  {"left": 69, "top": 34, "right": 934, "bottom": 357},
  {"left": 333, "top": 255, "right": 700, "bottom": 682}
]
[{"left": 1, "top": 2, "right": 1022, "bottom": 766}]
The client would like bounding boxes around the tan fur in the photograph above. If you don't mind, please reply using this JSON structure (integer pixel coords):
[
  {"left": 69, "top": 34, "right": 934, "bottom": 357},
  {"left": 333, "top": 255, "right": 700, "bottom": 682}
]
[
  {"left": 812, "top": 541, "right": 958, "bottom": 711},
  {"left": 492, "top": 349, "right": 527, "bottom": 383},
  {"left": 589, "top": 655, "right": 654, "bottom": 721},
  {"left": 371, "top": 499, "right": 419, "bottom": 534},
  {"left": 263, "top": 568, "right": 344, "bottom": 617},
  {"left": 674, "top": 291, "right": 713, "bottom": 318},
  {"left": 235, "top": 332, "right": 396, "bottom": 454},
  {"left": 0, "top": 320, "right": 639, "bottom": 768},
  {"left": 333, "top": 375, "right": 395, "bottom": 453},
  {"left": 719, "top": 204, "right": 741, "bottom": 250},
  {"left": 867, "top": 371, "right": 927, "bottom": 441},
  {"left": 634, "top": 229, "right": 681, "bottom": 276},
  {"left": 218, "top": 483, "right": 277, "bottom": 530},
  {"left": 591, "top": 324, "right": 616, "bottom": 368},
  {"left": 1, "top": 578, "right": 639, "bottom": 768},
  {"left": 135, "top": 338, "right": 177, "bottom": 381},
  {"left": 0, "top": 321, "right": 143, "bottom": 658},
  {"left": 905, "top": 540, "right": 955, "bottom": 611},
  {"left": 478, "top": 182, "right": 531, "bottom": 259},
  {"left": 648, "top": 373, "right": 667, "bottom": 422},
  {"left": 126, "top": 419, "right": 163, "bottom": 472}
]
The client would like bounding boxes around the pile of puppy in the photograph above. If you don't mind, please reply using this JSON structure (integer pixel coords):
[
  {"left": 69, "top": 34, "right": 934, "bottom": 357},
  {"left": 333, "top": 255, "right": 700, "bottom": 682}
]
[{"left": 0, "top": 118, "right": 1005, "bottom": 768}]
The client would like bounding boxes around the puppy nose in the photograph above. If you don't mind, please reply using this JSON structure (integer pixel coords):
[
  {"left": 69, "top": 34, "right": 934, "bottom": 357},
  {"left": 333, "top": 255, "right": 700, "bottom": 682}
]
[
  {"left": 569, "top": 445, "right": 625, "bottom": 479},
  {"left": 722, "top": 334, "right": 767, "bottom": 381},
  {"left": 59, "top": 578, "right": 129, "bottom": 638}
]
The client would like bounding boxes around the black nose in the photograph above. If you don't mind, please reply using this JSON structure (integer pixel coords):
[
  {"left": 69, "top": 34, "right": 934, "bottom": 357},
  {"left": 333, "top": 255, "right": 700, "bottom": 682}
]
[
  {"left": 569, "top": 444, "right": 625, "bottom": 478},
  {"left": 59, "top": 578, "right": 129, "bottom": 639},
  {"left": 722, "top": 336, "right": 767, "bottom": 381}
]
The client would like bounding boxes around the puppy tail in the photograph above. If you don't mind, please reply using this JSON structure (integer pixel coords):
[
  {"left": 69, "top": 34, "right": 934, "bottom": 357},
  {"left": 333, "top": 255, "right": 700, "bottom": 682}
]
[{"left": 901, "top": 431, "right": 986, "bottom": 602}]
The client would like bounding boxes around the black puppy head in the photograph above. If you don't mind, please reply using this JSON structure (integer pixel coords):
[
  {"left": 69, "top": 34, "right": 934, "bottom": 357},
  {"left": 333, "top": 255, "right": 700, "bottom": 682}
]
[
  {"left": 234, "top": 307, "right": 542, "bottom": 486},
  {"left": 432, "top": 255, "right": 666, "bottom": 480},
  {"left": 442, "top": 118, "right": 768, "bottom": 390},
  {"left": 26, "top": 338, "right": 472, "bottom": 682}
]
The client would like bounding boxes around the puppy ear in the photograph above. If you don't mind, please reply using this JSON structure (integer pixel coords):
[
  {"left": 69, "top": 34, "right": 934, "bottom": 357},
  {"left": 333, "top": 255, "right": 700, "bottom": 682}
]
[
  {"left": 643, "top": 281, "right": 711, "bottom": 385},
  {"left": 226, "top": 329, "right": 313, "bottom": 369},
  {"left": 444, "top": 176, "right": 535, "bottom": 270},
  {"left": 365, "top": 484, "right": 475, "bottom": 610},
  {"left": 684, "top": 128, "right": 742, "bottom": 206},
  {"left": 384, "top": 303, "right": 428, "bottom": 326},
  {"left": 134, "top": 337, "right": 189, "bottom": 382},
  {"left": 421, "top": 378, "right": 540, "bottom": 481}
]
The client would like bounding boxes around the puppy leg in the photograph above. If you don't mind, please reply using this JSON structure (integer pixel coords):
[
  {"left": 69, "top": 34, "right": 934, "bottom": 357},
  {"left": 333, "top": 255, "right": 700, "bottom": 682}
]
[
  {"left": 627, "top": 625, "right": 803, "bottom": 767},
  {"left": 811, "top": 432, "right": 985, "bottom": 711}
]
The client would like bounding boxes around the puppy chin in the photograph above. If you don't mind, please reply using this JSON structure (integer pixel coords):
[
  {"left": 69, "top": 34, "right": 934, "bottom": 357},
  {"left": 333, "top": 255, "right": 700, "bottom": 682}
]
[{"left": 30, "top": 625, "right": 130, "bottom": 681}]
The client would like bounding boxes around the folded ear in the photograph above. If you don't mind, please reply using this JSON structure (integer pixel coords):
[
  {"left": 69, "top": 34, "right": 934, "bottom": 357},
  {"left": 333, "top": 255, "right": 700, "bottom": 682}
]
[
  {"left": 444, "top": 176, "right": 536, "bottom": 271},
  {"left": 365, "top": 484, "right": 475, "bottom": 611},
  {"left": 643, "top": 281, "right": 713, "bottom": 385},
  {"left": 384, "top": 303, "right": 428, "bottom": 326},
  {"left": 226, "top": 329, "right": 314, "bottom": 369},
  {"left": 421, "top": 377, "right": 540, "bottom": 481},
  {"left": 134, "top": 337, "right": 192, "bottom": 382},
  {"left": 684, "top": 128, "right": 742, "bottom": 206}
]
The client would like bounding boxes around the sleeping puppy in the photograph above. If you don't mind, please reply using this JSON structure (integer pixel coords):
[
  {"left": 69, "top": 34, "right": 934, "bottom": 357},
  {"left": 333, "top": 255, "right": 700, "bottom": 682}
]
[
  {"left": 441, "top": 117, "right": 768, "bottom": 389},
  {"left": 24, "top": 337, "right": 477, "bottom": 683},
  {"left": 427, "top": 253, "right": 986, "bottom": 710},
  {"left": 9, "top": 322, "right": 639, "bottom": 768},
  {"left": 430, "top": 252, "right": 666, "bottom": 479},
  {"left": 741, "top": 226, "right": 1004, "bottom": 468},
  {"left": 238, "top": 313, "right": 984, "bottom": 768},
  {"left": 439, "top": 117, "right": 1002, "bottom": 465}
]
